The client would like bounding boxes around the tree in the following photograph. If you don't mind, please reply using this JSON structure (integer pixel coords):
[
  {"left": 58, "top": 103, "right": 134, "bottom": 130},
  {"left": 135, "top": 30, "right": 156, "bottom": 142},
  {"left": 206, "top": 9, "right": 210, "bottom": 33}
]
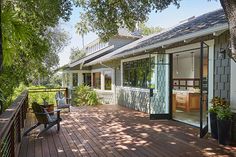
[
  {"left": 74, "top": 0, "right": 236, "bottom": 60},
  {"left": 75, "top": 14, "right": 90, "bottom": 48},
  {"left": 0, "top": 0, "right": 73, "bottom": 109},
  {"left": 139, "top": 23, "right": 163, "bottom": 36},
  {"left": 219, "top": 0, "right": 236, "bottom": 62},
  {"left": 69, "top": 47, "right": 86, "bottom": 62}
]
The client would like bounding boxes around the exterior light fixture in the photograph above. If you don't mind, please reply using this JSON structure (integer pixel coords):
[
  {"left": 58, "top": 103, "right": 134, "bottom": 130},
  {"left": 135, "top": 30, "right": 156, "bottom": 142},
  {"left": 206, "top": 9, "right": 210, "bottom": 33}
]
[{"left": 218, "top": 48, "right": 226, "bottom": 59}]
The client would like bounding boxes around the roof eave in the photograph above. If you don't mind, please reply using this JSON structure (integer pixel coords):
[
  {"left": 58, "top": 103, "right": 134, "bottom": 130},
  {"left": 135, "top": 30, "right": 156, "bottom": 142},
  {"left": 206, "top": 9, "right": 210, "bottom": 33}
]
[{"left": 113, "top": 23, "right": 229, "bottom": 59}]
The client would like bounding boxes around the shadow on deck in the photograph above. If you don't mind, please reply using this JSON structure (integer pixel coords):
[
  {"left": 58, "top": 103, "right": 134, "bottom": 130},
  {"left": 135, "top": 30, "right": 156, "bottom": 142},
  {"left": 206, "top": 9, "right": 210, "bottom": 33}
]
[{"left": 19, "top": 105, "right": 236, "bottom": 157}]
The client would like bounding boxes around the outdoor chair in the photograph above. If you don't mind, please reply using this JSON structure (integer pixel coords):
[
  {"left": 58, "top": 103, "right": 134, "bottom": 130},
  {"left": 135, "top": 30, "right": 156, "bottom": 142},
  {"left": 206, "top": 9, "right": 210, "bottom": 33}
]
[
  {"left": 24, "top": 102, "right": 62, "bottom": 136},
  {"left": 55, "top": 91, "right": 71, "bottom": 112}
]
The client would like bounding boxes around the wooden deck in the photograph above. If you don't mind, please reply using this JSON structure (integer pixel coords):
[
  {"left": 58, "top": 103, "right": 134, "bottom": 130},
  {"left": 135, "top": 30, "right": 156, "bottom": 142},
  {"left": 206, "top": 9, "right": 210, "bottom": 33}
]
[{"left": 19, "top": 105, "right": 236, "bottom": 157}]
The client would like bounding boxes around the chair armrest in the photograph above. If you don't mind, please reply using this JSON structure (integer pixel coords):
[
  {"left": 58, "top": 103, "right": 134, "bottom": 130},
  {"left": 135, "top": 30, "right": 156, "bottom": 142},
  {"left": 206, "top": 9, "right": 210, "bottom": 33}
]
[
  {"left": 47, "top": 109, "right": 61, "bottom": 114},
  {"left": 33, "top": 109, "right": 61, "bottom": 115}
]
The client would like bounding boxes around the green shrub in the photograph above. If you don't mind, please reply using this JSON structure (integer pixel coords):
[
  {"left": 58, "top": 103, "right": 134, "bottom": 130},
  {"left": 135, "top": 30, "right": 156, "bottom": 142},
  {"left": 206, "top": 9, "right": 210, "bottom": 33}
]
[
  {"left": 28, "top": 86, "right": 58, "bottom": 106},
  {"left": 72, "top": 85, "right": 100, "bottom": 106},
  {"left": 216, "top": 106, "right": 233, "bottom": 120}
]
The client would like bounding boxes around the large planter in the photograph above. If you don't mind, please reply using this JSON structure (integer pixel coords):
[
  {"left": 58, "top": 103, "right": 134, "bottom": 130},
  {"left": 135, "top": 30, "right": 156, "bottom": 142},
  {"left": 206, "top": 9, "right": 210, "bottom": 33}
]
[
  {"left": 217, "top": 119, "right": 232, "bottom": 145},
  {"left": 210, "top": 112, "right": 218, "bottom": 139}
]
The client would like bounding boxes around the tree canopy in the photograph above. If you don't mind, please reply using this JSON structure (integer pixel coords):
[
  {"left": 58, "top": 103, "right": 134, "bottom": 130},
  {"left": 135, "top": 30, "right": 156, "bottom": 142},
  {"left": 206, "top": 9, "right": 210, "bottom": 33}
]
[
  {"left": 69, "top": 47, "right": 86, "bottom": 62},
  {"left": 139, "top": 23, "right": 163, "bottom": 36},
  {"left": 0, "top": 0, "right": 73, "bottom": 108},
  {"left": 74, "top": 0, "right": 181, "bottom": 41}
]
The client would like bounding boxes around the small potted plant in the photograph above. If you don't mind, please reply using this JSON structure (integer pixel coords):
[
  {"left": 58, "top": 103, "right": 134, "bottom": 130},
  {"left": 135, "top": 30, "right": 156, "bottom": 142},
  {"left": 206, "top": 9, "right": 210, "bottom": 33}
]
[
  {"left": 217, "top": 103, "right": 233, "bottom": 145},
  {"left": 209, "top": 97, "right": 221, "bottom": 139}
]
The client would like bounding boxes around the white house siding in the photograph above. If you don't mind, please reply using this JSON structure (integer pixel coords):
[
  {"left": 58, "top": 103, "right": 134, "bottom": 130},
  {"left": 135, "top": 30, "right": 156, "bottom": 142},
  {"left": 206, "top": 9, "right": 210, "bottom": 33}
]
[
  {"left": 97, "top": 91, "right": 115, "bottom": 104},
  {"left": 116, "top": 86, "right": 150, "bottom": 113}
]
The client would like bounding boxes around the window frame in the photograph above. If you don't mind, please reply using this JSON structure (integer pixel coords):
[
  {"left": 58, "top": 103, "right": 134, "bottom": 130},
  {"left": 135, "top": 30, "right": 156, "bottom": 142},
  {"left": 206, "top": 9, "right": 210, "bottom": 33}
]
[
  {"left": 72, "top": 73, "right": 78, "bottom": 87},
  {"left": 121, "top": 54, "right": 157, "bottom": 89},
  {"left": 91, "top": 68, "right": 114, "bottom": 92}
]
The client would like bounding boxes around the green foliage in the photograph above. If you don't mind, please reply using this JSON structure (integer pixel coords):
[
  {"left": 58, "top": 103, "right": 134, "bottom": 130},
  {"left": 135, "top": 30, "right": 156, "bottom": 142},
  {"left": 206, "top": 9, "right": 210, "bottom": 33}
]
[
  {"left": 0, "top": 0, "right": 73, "bottom": 109},
  {"left": 72, "top": 85, "right": 100, "bottom": 106},
  {"left": 28, "top": 86, "right": 58, "bottom": 106},
  {"left": 210, "top": 97, "right": 233, "bottom": 120},
  {"left": 139, "top": 23, "right": 163, "bottom": 36},
  {"left": 69, "top": 48, "right": 86, "bottom": 62},
  {"left": 209, "top": 97, "right": 229, "bottom": 114},
  {"left": 74, "top": 0, "right": 180, "bottom": 41},
  {"left": 216, "top": 106, "right": 233, "bottom": 120}
]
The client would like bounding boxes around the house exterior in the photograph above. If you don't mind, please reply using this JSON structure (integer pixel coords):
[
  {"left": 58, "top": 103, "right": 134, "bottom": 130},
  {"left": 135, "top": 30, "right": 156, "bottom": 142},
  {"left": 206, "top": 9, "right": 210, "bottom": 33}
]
[
  {"left": 62, "top": 28, "right": 141, "bottom": 104},
  {"left": 62, "top": 9, "right": 236, "bottom": 139}
]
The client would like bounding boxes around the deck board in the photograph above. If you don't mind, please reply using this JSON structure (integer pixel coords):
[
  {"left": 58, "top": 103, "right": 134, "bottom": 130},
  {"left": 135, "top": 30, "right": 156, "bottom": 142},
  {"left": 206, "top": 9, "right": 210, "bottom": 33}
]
[{"left": 19, "top": 105, "right": 236, "bottom": 157}]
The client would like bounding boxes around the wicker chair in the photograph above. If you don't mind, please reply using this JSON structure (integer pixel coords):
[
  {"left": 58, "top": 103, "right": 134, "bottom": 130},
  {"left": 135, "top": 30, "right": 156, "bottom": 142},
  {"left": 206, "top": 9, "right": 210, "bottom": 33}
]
[{"left": 24, "top": 102, "right": 61, "bottom": 136}]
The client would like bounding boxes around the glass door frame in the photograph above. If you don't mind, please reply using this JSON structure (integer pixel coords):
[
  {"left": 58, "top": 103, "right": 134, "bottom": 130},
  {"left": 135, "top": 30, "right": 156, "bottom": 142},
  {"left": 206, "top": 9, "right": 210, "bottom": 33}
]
[
  {"left": 149, "top": 41, "right": 210, "bottom": 138},
  {"left": 200, "top": 41, "right": 209, "bottom": 138}
]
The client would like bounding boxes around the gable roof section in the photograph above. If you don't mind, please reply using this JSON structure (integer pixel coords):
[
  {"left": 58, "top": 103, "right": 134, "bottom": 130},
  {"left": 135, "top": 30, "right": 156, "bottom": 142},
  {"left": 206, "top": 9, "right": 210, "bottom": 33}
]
[{"left": 85, "top": 9, "right": 228, "bottom": 66}]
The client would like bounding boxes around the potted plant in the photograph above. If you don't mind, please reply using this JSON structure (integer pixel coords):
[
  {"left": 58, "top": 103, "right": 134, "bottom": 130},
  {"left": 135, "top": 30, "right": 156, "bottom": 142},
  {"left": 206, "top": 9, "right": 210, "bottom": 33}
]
[
  {"left": 209, "top": 97, "right": 221, "bottom": 139},
  {"left": 217, "top": 104, "right": 233, "bottom": 145}
]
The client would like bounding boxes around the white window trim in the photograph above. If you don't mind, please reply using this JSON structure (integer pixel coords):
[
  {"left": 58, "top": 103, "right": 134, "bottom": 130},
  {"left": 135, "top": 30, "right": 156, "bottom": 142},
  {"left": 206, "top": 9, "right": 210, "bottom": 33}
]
[{"left": 91, "top": 68, "right": 115, "bottom": 92}]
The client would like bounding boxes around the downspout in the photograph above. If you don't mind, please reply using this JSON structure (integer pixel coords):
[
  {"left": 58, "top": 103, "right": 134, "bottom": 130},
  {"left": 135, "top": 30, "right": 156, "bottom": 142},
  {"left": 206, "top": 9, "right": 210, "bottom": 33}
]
[{"left": 99, "top": 62, "right": 116, "bottom": 105}]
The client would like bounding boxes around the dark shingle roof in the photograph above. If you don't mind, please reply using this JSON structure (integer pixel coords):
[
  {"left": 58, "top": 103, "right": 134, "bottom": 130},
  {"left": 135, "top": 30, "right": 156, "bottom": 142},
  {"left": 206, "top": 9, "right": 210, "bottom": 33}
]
[{"left": 115, "top": 9, "right": 227, "bottom": 55}]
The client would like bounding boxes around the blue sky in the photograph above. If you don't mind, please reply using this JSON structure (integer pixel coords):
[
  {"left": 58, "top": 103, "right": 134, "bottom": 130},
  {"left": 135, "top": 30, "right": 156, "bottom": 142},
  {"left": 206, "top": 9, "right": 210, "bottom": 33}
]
[{"left": 59, "top": 0, "right": 222, "bottom": 66}]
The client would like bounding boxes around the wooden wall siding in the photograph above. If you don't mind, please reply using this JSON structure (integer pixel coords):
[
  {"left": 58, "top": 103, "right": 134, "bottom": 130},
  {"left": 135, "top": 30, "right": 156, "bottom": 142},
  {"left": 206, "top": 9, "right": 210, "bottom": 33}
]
[
  {"left": 214, "top": 31, "right": 231, "bottom": 101},
  {"left": 116, "top": 87, "right": 150, "bottom": 113},
  {"left": 97, "top": 91, "right": 115, "bottom": 104}
]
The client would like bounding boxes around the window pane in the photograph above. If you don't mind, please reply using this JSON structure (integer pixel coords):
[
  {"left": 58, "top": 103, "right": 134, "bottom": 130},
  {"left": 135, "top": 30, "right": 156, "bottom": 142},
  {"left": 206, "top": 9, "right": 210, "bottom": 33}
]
[
  {"left": 72, "top": 73, "right": 78, "bottom": 87},
  {"left": 93, "top": 72, "right": 101, "bottom": 89},
  {"left": 83, "top": 73, "right": 91, "bottom": 86},
  {"left": 123, "top": 57, "right": 155, "bottom": 88},
  {"left": 104, "top": 71, "right": 112, "bottom": 90}
]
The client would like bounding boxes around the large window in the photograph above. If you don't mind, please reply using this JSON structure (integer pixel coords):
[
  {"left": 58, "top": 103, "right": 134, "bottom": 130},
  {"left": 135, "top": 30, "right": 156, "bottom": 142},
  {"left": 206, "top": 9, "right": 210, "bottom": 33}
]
[
  {"left": 83, "top": 73, "right": 91, "bottom": 86},
  {"left": 72, "top": 73, "right": 78, "bottom": 87},
  {"left": 104, "top": 71, "right": 112, "bottom": 90},
  {"left": 93, "top": 72, "right": 101, "bottom": 89},
  {"left": 123, "top": 57, "right": 155, "bottom": 88}
]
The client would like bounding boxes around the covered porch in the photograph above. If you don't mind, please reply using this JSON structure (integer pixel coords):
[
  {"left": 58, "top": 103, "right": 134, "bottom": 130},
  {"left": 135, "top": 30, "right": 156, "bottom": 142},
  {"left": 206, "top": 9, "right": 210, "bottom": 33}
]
[{"left": 19, "top": 105, "right": 235, "bottom": 157}]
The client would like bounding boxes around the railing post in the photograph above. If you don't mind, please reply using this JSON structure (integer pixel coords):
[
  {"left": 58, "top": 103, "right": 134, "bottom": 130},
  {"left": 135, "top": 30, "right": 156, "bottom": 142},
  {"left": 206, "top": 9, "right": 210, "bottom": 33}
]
[
  {"left": 10, "top": 124, "right": 15, "bottom": 157},
  {"left": 65, "top": 88, "right": 69, "bottom": 104},
  {"left": 0, "top": 90, "right": 3, "bottom": 115}
]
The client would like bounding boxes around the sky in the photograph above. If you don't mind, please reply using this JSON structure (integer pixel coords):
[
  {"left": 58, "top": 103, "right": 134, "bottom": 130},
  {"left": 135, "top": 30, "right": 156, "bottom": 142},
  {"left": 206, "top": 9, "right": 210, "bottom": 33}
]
[{"left": 58, "top": 0, "right": 222, "bottom": 66}]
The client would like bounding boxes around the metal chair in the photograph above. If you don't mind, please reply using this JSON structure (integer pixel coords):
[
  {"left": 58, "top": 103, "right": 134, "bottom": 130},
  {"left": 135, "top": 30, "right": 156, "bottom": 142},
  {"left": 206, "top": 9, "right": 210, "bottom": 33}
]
[
  {"left": 24, "top": 102, "right": 61, "bottom": 136},
  {"left": 55, "top": 91, "right": 71, "bottom": 112}
]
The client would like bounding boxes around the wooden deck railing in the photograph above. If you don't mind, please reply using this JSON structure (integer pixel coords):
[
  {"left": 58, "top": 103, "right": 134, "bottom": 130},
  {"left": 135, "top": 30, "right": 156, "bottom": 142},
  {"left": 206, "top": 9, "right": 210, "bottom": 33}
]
[
  {"left": 0, "top": 87, "right": 69, "bottom": 157},
  {"left": 0, "top": 91, "right": 28, "bottom": 157}
]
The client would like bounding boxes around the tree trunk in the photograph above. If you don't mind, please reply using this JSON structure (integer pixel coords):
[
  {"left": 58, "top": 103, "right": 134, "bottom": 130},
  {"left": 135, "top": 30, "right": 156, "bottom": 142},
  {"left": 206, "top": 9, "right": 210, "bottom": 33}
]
[
  {"left": 220, "top": 0, "right": 236, "bottom": 61},
  {"left": 0, "top": 0, "right": 3, "bottom": 72},
  {"left": 82, "top": 34, "right": 85, "bottom": 49}
]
